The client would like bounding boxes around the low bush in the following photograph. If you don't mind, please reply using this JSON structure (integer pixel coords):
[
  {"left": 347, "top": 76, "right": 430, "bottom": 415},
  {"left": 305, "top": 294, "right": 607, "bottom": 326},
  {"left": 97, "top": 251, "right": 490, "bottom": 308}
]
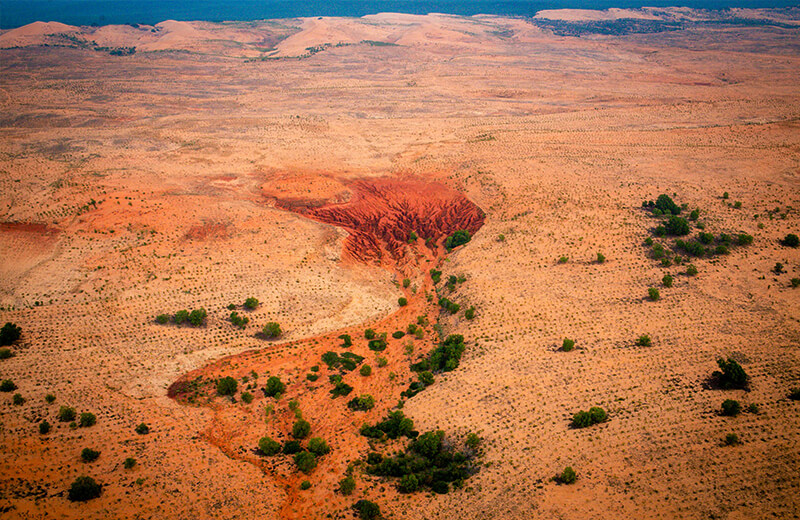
[
  {"left": 39, "top": 420, "right": 51, "bottom": 434},
  {"left": 241, "top": 392, "right": 253, "bottom": 403},
  {"left": 188, "top": 308, "right": 207, "bottom": 327},
  {"left": 330, "top": 380, "right": 353, "bottom": 398},
  {"left": 244, "top": 297, "right": 259, "bottom": 310},
  {"left": 360, "top": 364, "right": 372, "bottom": 377},
  {"left": 230, "top": 311, "right": 249, "bottom": 329},
  {"left": 398, "top": 297, "right": 408, "bottom": 307},
  {"left": 81, "top": 448, "right": 100, "bottom": 462},
  {"left": 368, "top": 338, "right": 387, "bottom": 351},
  {"left": 662, "top": 275, "right": 674, "bottom": 288},
  {"left": 596, "top": 252, "right": 606, "bottom": 263},
  {"left": 557, "top": 255, "right": 569, "bottom": 264},
  {"left": 123, "top": 457, "right": 137, "bottom": 469},
  {"left": 68, "top": 476, "right": 101, "bottom": 502},
  {"left": 79, "top": 412, "right": 97, "bottom": 427},
  {"left": 655, "top": 194, "right": 680, "bottom": 215},
  {"left": 636, "top": 335, "right": 651, "bottom": 347},
  {"left": 294, "top": 451, "right": 317, "bottom": 473},
  {"left": 135, "top": 423, "right": 150, "bottom": 435},
  {"left": 339, "top": 475, "right": 356, "bottom": 495},
  {"left": 721, "top": 399, "right": 741, "bottom": 416},
  {"left": 556, "top": 466, "right": 577, "bottom": 484},
  {"left": 258, "top": 436, "right": 281, "bottom": 456},
  {"left": 724, "top": 433, "right": 740, "bottom": 446},
  {"left": 216, "top": 376, "right": 238, "bottom": 396},
  {"left": 45, "top": 393, "right": 56, "bottom": 403},
  {"left": 464, "top": 306, "right": 476, "bottom": 320},
  {"left": 445, "top": 230, "right": 471, "bottom": 250},
  {"left": 686, "top": 264, "right": 699, "bottom": 276},
  {"left": 292, "top": 419, "right": 311, "bottom": 439},
  {"left": 572, "top": 407, "right": 607, "bottom": 428},
  {"left": 0, "top": 379, "right": 17, "bottom": 392},
  {"left": 308, "top": 437, "right": 331, "bottom": 456},
  {"left": 347, "top": 394, "right": 375, "bottom": 411},
  {"left": 788, "top": 388, "right": 800, "bottom": 401},
  {"left": 429, "top": 269, "right": 442, "bottom": 284},
  {"left": 262, "top": 322, "right": 282, "bottom": 338},
  {"left": 263, "top": 376, "right": 285, "bottom": 397},
  {"left": 781, "top": 233, "right": 799, "bottom": 248},
  {"left": 58, "top": 406, "right": 76, "bottom": 422},
  {"left": 648, "top": 288, "right": 660, "bottom": 301},
  {"left": 0, "top": 322, "right": 21, "bottom": 346},
  {"left": 438, "top": 297, "right": 460, "bottom": 314},
  {"left": 13, "top": 393, "right": 24, "bottom": 405},
  {"left": 561, "top": 338, "right": 575, "bottom": 352},
  {"left": 791, "top": 278, "right": 800, "bottom": 288},
  {"left": 364, "top": 328, "right": 376, "bottom": 339},
  {"left": 339, "top": 334, "right": 352, "bottom": 348},
  {"left": 155, "top": 314, "right": 170, "bottom": 324},
  {"left": 360, "top": 411, "right": 415, "bottom": 440},
  {"left": 282, "top": 440, "right": 302, "bottom": 454},
  {"left": 354, "top": 500, "right": 381, "bottom": 520},
  {"left": 300, "top": 480, "right": 311, "bottom": 490},
  {"left": 713, "top": 357, "right": 749, "bottom": 390}
]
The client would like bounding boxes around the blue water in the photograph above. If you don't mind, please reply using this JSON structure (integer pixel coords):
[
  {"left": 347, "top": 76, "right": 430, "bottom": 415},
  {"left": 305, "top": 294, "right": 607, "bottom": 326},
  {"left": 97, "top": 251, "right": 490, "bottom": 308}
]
[{"left": 1, "top": 0, "right": 797, "bottom": 29}]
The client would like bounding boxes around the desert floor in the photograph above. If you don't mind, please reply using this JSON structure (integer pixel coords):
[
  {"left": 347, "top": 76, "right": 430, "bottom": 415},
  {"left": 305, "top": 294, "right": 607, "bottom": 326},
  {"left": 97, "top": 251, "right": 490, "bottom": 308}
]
[{"left": 1, "top": 10, "right": 799, "bottom": 520}]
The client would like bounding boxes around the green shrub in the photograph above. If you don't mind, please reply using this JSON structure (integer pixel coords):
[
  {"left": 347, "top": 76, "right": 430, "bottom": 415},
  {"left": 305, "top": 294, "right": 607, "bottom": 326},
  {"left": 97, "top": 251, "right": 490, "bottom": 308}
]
[
  {"left": 377, "top": 357, "right": 388, "bottom": 367},
  {"left": 445, "top": 230, "right": 471, "bottom": 250},
  {"left": 655, "top": 194, "right": 680, "bottom": 215},
  {"left": 596, "top": 252, "right": 606, "bottom": 263},
  {"left": 81, "top": 448, "right": 100, "bottom": 462},
  {"left": 557, "top": 466, "right": 577, "bottom": 484},
  {"left": 644, "top": 237, "right": 654, "bottom": 246},
  {"left": 79, "top": 412, "right": 97, "bottom": 427},
  {"left": 306, "top": 373, "right": 319, "bottom": 382},
  {"left": 665, "top": 215, "right": 690, "bottom": 236},
  {"left": 788, "top": 388, "right": 800, "bottom": 401},
  {"left": 791, "top": 278, "right": 800, "bottom": 288},
  {"left": 686, "top": 264, "right": 698, "bottom": 276},
  {"left": 654, "top": 225, "right": 666, "bottom": 237},
  {"left": 216, "top": 376, "right": 238, "bottom": 396},
  {"left": 244, "top": 297, "right": 259, "bottom": 309},
  {"left": 398, "top": 297, "right": 407, "bottom": 307},
  {"left": 264, "top": 376, "right": 285, "bottom": 397},
  {"left": 464, "top": 306, "right": 476, "bottom": 320},
  {"left": 360, "top": 364, "right": 372, "bottom": 377},
  {"left": 662, "top": 274, "right": 673, "bottom": 288},
  {"left": 364, "top": 328, "right": 376, "bottom": 339},
  {"left": 308, "top": 437, "right": 331, "bottom": 456},
  {"left": 724, "top": 433, "right": 740, "bottom": 446},
  {"left": 294, "top": 451, "right": 317, "bottom": 473},
  {"left": 135, "top": 423, "right": 149, "bottom": 434},
  {"left": 402, "top": 278, "right": 411, "bottom": 288},
  {"left": 347, "top": 394, "right": 375, "bottom": 411},
  {"left": 123, "top": 457, "right": 136, "bottom": 469},
  {"left": 0, "top": 347, "right": 12, "bottom": 359},
  {"left": 300, "top": 480, "right": 311, "bottom": 490},
  {"left": 173, "top": 309, "right": 189, "bottom": 324},
  {"left": 155, "top": 314, "right": 170, "bottom": 324},
  {"left": 689, "top": 209, "right": 699, "bottom": 221},
  {"left": 722, "top": 191, "right": 729, "bottom": 199},
  {"left": 714, "top": 245, "right": 729, "bottom": 255},
  {"left": 39, "top": 420, "right": 51, "bottom": 434},
  {"left": 734, "top": 201, "right": 742, "bottom": 209},
  {"left": 45, "top": 393, "right": 56, "bottom": 404},
  {"left": 258, "top": 436, "right": 281, "bottom": 456},
  {"left": 557, "top": 255, "right": 568, "bottom": 264},
  {"left": 0, "top": 322, "right": 22, "bottom": 346},
  {"left": 561, "top": 338, "right": 575, "bottom": 352},
  {"left": 230, "top": 311, "right": 249, "bottom": 329},
  {"left": 339, "top": 475, "right": 356, "bottom": 495},
  {"left": 292, "top": 419, "right": 311, "bottom": 439},
  {"left": 262, "top": 322, "right": 282, "bottom": 338},
  {"left": 774, "top": 262, "right": 784, "bottom": 274},
  {"left": 0, "top": 379, "right": 17, "bottom": 392},
  {"left": 368, "top": 338, "right": 387, "bottom": 351},
  {"left": 418, "top": 371, "right": 435, "bottom": 386},
  {"left": 392, "top": 331, "right": 405, "bottom": 339},
  {"left": 68, "top": 476, "right": 101, "bottom": 502},
  {"left": 330, "top": 381, "right": 353, "bottom": 398},
  {"left": 713, "top": 357, "right": 749, "bottom": 389},
  {"left": 282, "top": 440, "right": 302, "bottom": 454},
  {"left": 339, "top": 334, "right": 352, "bottom": 348},
  {"left": 721, "top": 399, "right": 741, "bottom": 416},
  {"left": 572, "top": 407, "right": 607, "bottom": 428},
  {"left": 648, "top": 288, "right": 660, "bottom": 301},
  {"left": 360, "top": 410, "right": 415, "bottom": 439},
  {"left": 781, "top": 233, "right": 799, "bottom": 247},
  {"left": 398, "top": 473, "right": 420, "bottom": 492},
  {"left": 58, "top": 406, "right": 76, "bottom": 422},
  {"left": 354, "top": 500, "right": 381, "bottom": 520},
  {"left": 13, "top": 393, "right": 24, "bottom": 405},
  {"left": 636, "top": 335, "right": 651, "bottom": 347},
  {"left": 698, "top": 232, "right": 714, "bottom": 244},
  {"left": 737, "top": 233, "right": 753, "bottom": 246},
  {"left": 241, "top": 392, "right": 253, "bottom": 404},
  {"left": 747, "top": 403, "right": 760, "bottom": 414}
]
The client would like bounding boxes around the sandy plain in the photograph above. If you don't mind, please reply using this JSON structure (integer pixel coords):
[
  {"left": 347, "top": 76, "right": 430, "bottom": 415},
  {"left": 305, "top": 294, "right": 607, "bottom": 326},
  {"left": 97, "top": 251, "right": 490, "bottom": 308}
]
[{"left": 1, "top": 8, "right": 799, "bottom": 520}]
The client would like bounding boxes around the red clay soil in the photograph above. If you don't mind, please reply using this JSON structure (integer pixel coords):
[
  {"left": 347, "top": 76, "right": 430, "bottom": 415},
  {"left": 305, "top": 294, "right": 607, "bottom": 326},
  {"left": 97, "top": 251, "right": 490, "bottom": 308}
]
[
  {"left": 168, "top": 176, "right": 484, "bottom": 519},
  {"left": 279, "top": 177, "right": 485, "bottom": 268}
]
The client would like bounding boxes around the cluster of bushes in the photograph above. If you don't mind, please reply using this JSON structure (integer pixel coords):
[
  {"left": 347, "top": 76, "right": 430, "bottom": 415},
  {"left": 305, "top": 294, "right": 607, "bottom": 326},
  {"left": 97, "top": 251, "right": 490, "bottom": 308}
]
[
  {"left": 230, "top": 311, "right": 249, "bottom": 329},
  {"left": 368, "top": 337, "right": 387, "bottom": 351},
  {"left": 347, "top": 394, "right": 375, "bottom": 411},
  {"left": 321, "top": 351, "right": 364, "bottom": 372},
  {"left": 571, "top": 407, "right": 607, "bottom": 428},
  {"left": 411, "top": 334, "right": 466, "bottom": 373},
  {"left": 263, "top": 376, "right": 286, "bottom": 398},
  {"left": 642, "top": 194, "right": 681, "bottom": 216},
  {"left": 68, "top": 476, "right": 102, "bottom": 502},
  {"left": 430, "top": 269, "right": 442, "bottom": 284},
  {"left": 329, "top": 374, "right": 353, "bottom": 398},
  {"left": 257, "top": 425, "right": 330, "bottom": 474},
  {"left": 444, "top": 230, "right": 471, "bottom": 251},
  {"left": 364, "top": 430, "right": 479, "bottom": 494},
  {"left": 156, "top": 308, "right": 207, "bottom": 327},
  {"left": 438, "top": 297, "right": 460, "bottom": 314},
  {"left": 360, "top": 410, "right": 416, "bottom": 439},
  {"left": 0, "top": 322, "right": 21, "bottom": 346},
  {"left": 781, "top": 233, "right": 799, "bottom": 248}
]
